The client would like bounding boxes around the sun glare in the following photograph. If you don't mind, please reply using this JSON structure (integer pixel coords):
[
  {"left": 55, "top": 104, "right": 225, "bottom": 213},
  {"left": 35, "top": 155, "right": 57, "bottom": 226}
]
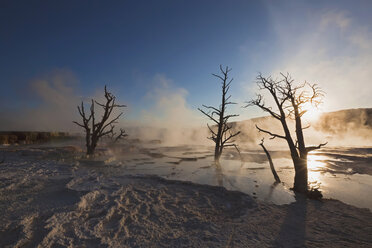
[
  {"left": 307, "top": 153, "right": 328, "bottom": 188},
  {"left": 302, "top": 102, "right": 322, "bottom": 122},
  {"left": 307, "top": 153, "right": 328, "bottom": 171}
]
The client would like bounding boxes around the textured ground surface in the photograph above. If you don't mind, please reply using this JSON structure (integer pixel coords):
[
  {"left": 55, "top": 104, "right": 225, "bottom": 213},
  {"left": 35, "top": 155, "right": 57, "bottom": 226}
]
[{"left": 0, "top": 146, "right": 371, "bottom": 247}]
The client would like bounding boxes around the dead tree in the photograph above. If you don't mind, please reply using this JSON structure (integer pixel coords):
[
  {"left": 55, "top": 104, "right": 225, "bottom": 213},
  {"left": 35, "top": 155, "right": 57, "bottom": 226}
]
[
  {"left": 73, "top": 86, "right": 126, "bottom": 155},
  {"left": 247, "top": 73, "right": 327, "bottom": 193},
  {"left": 198, "top": 65, "right": 240, "bottom": 162},
  {"left": 259, "top": 138, "right": 280, "bottom": 183}
]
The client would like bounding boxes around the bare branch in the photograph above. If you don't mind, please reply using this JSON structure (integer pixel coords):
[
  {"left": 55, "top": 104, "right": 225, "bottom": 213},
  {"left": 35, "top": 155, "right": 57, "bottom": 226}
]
[
  {"left": 207, "top": 123, "right": 217, "bottom": 137},
  {"left": 302, "top": 124, "right": 311, "bottom": 130},
  {"left": 306, "top": 142, "right": 328, "bottom": 153},
  {"left": 72, "top": 121, "right": 85, "bottom": 128},
  {"left": 198, "top": 108, "right": 219, "bottom": 124},
  {"left": 113, "top": 128, "right": 128, "bottom": 143},
  {"left": 202, "top": 105, "right": 221, "bottom": 114},
  {"left": 255, "top": 124, "right": 286, "bottom": 140},
  {"left": 246, "top": 94, "right": 281, "bottom": 120},
  {"left": 99, "top": 112, "right": 124, "bottom": 137}
]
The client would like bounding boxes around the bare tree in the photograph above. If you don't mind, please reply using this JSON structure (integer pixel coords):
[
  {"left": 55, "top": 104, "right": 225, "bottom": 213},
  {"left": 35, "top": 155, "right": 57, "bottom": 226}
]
[
  {"left": 247, "top": 73, "right": 326, "bottom": 194},
  {"left": 73, "top": 86, "right": 126, "bottom": 155},
  {"left": 198, "top": 65, "right": 240, "bottom": 162}
]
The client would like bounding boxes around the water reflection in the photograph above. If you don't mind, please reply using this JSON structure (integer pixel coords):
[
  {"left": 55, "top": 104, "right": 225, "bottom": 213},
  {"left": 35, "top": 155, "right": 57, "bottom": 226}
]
[
  {"left": 106, "top": 146, "right": 372, "bottom": 210},
  {"left": 264, "top": 182, "right": 280, "bottom": 202},
  {"left": 307, "top": 153, "right": 328, "bottom": 189},
  {"left": 213, "top": 159, "right": 296, "bottom": 205},
  {"left": 307, "top": 153, "right": 328, "bottom": 171}
]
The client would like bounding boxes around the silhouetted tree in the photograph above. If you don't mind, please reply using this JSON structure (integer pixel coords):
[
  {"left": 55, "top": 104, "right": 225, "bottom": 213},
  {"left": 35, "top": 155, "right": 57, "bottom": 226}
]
[
  {"left": 247, "top": 73, "right": 326, "bottom": 193},
  {"left": 73, "top": 86, "right": 126, "bottom": 155},
  {"left": 198, "top": 65, "right": 240, "bottom": 162}
]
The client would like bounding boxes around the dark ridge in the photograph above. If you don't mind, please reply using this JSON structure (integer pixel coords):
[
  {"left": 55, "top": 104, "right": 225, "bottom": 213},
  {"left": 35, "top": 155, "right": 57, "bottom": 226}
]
[{"left": 0, "top": 131, "right": 75, "bottom": 145}]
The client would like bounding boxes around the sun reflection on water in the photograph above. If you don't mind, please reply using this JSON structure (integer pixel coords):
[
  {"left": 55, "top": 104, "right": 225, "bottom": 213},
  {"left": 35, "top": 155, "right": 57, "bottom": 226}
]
[
  {"left": 307, "top": 153, "right": 328, "bottom": 170},
  {"left": 307, "top": 153, "right": 328, "bottom": 188}
]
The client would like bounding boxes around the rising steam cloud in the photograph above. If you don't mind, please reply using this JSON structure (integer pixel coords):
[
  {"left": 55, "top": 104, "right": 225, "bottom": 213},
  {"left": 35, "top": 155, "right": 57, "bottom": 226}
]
[
  {"left": 126, "top": 74, "right": 209, "bottom": 146},
  {"left": 0, "top": 69, "right": 81, "bottom": 132},
  {"left": 267, "top": 7, "right": 372, "bottom": 112}
]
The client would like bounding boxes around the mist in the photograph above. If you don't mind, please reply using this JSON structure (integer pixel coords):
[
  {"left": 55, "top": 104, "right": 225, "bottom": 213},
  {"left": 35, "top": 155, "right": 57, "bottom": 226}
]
[
  {"left": 0, "top": 69, "right": 81, "bottom": 132},
  {"left": 231, "top": 108, "right": 372, "bottom": 149},
  {"left": 125, "top": 74, "right": 209, "bottom": 146},
  {"left": 0, "top": 70, "right": 210, "bottom": 146},
  {"left": 266, "top": 7, "right": 372, "bottom": 112},
  {"left": 1, "top": 69, "right": 371, "bottom": 148}
]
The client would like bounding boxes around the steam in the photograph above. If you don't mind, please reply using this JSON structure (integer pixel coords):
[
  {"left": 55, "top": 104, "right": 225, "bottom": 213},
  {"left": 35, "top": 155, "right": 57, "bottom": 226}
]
[
  {"left": 1, "top": 68, "right": 369, "bottom": 149},
  {"left": 267, "top": 7, "right": 372, "bottom": 112},
  {"left": 0, "top": 71, "right": 208, "bottom": 146},
  {"left": 313, "top": 108, "right": 372, "bottom": 146},
  {"left": 230, "top": 5, "right": 372, "bottom": 148},
  {"left": 231, "top": 108, "right": 372, "bottom": 149},
  {"left": 126, "top": 74, "right": 209, "bottom": 146},
  {"left": 0, "top": 69, "right": 82, "bottom": 132},
  {"left": 140, "top": 74, "right": 202, "bottom": 129}
]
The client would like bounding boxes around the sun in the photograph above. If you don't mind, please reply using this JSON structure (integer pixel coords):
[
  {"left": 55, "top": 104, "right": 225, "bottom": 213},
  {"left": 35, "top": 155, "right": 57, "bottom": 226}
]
[{"left": 301, "top": 102, "right": 322, "bottom": 122}]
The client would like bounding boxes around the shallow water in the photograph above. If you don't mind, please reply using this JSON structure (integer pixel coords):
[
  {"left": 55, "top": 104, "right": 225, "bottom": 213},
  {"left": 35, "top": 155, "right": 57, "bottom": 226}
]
[
  {"left": 1, "top": 144, "right": 371, "bottom": 211},
  {"left": 100, "top": 146, "right": 372, "bottom": 210}
]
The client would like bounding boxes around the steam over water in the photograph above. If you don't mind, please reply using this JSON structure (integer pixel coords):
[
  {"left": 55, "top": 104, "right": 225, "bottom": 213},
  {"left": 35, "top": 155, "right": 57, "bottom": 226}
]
[
  {"left": 2, "top": 143, "right": 370, "bottom": 210},
  {"left": 101, "top": 145, "right": 372, "bottom": 210}
]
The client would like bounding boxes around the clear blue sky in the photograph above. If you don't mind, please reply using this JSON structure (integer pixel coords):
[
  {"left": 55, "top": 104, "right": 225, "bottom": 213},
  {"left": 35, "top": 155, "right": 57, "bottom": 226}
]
[{"left": 1, "top": 0, "right": 372, "bottom": 130}]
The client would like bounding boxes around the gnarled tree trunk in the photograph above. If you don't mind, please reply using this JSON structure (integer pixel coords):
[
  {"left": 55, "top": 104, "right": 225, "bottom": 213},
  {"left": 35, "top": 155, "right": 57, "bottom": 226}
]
[
  {"left": 293, "top": 156, "right": 308, "bottom": 193},
  {"left": 248, "top": 73, "right": 326, "bottom": 194}
]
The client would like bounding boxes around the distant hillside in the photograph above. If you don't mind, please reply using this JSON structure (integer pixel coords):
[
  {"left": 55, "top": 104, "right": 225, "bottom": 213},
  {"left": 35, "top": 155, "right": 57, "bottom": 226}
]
[
  {"left": 230, "top": 108, "right": 372, "bottom": 146},
  {"left": 314, "top": 108, "right": 372, "bottom": 133}
]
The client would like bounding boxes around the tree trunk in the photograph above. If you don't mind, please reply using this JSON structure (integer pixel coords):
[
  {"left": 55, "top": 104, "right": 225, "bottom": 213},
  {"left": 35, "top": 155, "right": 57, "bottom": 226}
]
[
  {"left": 86, "top": 135, "right": 97, "bottom": 156},
  {"left": 86, "top": 146, "right": 94, "bottom": 155},
  {"left": 259, "top": 142, "right": 281, "bottom": 183},
  {"left": 293, "top": 157, "right": 308, "bottom": 193},
  {"left": 215, "top": 161, "right": 223, "bottom": 186},
  {"left": 85, "top": 129, "right": 93, "bottom": 155},
  {"left": 214, "top": 143, "right": 221, "bottom": 161},
  {"left": 214, "top": 121, "right": 223, "bottom": 162}
]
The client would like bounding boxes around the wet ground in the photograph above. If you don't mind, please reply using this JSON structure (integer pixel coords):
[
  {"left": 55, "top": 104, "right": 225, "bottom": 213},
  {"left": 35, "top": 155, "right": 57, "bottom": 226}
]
[
  {"left": 4, "top": 142, "right": 369, "bottom": 210},
  {"left": 98, "top": 144, "right": 372, "bottom": 210},
  {"left": 0, "top": 143, "right": 371, "bottom": 247}
]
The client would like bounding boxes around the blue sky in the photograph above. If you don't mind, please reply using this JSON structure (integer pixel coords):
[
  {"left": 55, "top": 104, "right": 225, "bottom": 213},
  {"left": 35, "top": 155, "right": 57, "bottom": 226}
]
[{"left": 1, "top": 0, "right": 372, "bottom": 131}]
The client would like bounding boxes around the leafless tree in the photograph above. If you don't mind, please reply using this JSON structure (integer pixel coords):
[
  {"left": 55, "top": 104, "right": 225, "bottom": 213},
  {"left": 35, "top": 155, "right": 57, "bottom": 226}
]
[
  {"left": 73, "top": 86, "right": 126, "bottom": 155},
  {"left": 247, "top": 73, "right": 327, "bottom": 193},
  {"left": 198, "top": 65, "right": 240, "bottom": 162}
]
